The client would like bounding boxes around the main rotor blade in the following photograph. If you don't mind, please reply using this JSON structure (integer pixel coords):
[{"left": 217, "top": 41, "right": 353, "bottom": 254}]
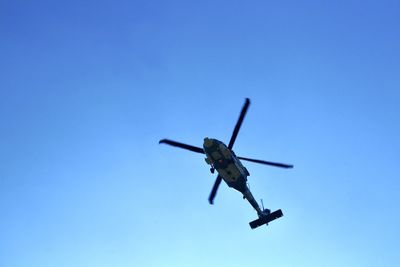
[
  {"left": 159, "top": 139, "right": 204, "bottom": 154},
  {"left": 208, "top": 175, "right": 222, "bottom": 205},
  {"left": 228, "top": 98, "right": 250, "bottom": 149},
  {"left": 237, "top": 156, "right": 294, "bottom": 168}
]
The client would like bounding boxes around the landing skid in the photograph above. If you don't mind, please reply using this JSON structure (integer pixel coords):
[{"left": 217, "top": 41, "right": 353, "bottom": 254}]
[{"left": 249, "top": 209, "right": 283, "bottom": 229}]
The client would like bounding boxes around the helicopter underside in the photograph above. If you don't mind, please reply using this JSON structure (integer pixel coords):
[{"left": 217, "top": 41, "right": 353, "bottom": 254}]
[
  {"left": 203, "top": 138, "right": 248, "bottom": 193},
  {"left": 203, "top": 137, "right": 268, "bottom": 216}
]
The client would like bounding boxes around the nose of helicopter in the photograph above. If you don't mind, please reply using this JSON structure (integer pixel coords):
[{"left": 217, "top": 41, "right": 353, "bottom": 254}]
[{"left": 203, "top": 137, "right": 213, "bottom": 148}]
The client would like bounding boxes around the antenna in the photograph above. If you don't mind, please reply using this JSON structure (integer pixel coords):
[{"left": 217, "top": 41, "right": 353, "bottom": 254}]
[{"left": 260, "top": 199, "right": 264, "bottom": 210}]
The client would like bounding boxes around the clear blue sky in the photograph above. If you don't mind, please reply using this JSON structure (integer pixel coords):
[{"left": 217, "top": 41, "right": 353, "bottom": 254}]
[{"left": 1, "top": 0, "right": 399, "bottom": 266}]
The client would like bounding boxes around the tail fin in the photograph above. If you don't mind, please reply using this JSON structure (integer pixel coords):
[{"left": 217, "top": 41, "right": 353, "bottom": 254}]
[{"left": 249, "top": 209, "right": 283, "bottom": 229}]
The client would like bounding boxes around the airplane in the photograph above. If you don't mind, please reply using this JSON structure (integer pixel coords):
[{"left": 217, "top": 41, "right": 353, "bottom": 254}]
[{"left": 159, "top": 98, "right": 293, "bottom": 229}]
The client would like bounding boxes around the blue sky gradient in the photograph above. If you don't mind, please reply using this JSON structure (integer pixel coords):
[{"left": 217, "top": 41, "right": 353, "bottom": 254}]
[{"left": 1, "top": 0, "right": 400, "bottom": 266}]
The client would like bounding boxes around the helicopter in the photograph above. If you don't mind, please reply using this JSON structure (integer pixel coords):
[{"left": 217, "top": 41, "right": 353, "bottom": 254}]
[{"left": 159, "top": 98, "right": 293, "bottom": 229}]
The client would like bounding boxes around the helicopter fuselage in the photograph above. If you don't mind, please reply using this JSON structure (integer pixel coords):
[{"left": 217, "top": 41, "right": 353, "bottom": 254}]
[
  {"left": 203, "top": 137, "right": 248, "bottom": 192},
  {"left": 203, "top": 137, "right": 266, "bottom": 216}
]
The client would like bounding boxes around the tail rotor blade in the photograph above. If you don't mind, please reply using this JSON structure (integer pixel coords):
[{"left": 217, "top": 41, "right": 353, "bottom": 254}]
[
  {"left": 208, "top": 175, "right": 222, "bottom": 205},
  {"left": 159, "top": 139, "right": 204, "bottom": 154},
  {"left": 228, "top": 98, "right": 250, "bottom": 149},
  {"left": 237, "top": 156, "right": 293, "bottom": 168}
]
